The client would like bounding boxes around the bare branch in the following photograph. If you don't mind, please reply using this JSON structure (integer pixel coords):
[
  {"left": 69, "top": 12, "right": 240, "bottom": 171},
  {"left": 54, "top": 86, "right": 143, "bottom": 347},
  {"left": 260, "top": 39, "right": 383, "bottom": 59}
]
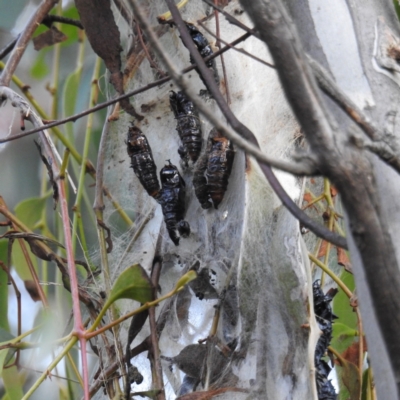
[{"left": 0, "top": 0, "right": 58, "bottom": 86}]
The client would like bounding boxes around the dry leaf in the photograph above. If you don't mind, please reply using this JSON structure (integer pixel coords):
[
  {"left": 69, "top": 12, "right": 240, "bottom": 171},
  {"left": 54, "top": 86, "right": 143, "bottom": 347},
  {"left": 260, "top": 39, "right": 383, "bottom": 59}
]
[
  {"left": 33, "top": 26, "right": 67, "bottom": 51},
  {"left": 303, "top": 192, "right": 313, "bottom": 203},
  {"left": 340, "top": 337, "right": 367, "bottom": 366},
  {"left": 337, "top": 247, "right": 352, "bottom": 273},
  {"left": 330, "top": 185, "right": 338, "bottom": 197},
  {"left": 317, "top": 240, "right": 328, "bottom": 258},
  {"left": 24, "top": 280, "right": 41, "bottom": 302}
]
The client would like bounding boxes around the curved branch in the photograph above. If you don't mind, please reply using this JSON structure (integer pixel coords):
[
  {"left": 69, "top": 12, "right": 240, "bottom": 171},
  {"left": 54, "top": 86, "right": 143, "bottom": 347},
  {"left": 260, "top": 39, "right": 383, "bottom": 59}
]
[{"left": 0, "top": 0, "right": 57, "bottom": 86}]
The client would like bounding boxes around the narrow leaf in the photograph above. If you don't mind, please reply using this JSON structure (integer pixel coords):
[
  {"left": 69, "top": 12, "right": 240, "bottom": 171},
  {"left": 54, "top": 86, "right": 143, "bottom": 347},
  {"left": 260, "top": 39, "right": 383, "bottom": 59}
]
[
  {"left": 337, "top": 358, "right": 360, "bottom": 400},
  {"left": 75, "top": 0, "right": 122, "bottom": 83},
  {"left": 14, "top": 197, "right": 46, "bottom": 230},
  {"left": 0, "top": 349, "right": 8, "bottom": 376},
  {"left": 2, "top": 365, "right": 24, "bottom": 400}
]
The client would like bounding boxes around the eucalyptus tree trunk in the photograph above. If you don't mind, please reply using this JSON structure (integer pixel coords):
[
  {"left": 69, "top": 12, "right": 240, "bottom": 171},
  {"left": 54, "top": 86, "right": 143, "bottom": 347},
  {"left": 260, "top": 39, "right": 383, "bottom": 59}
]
[{"left": 93, "top": 0, "right": 400, "bottom": 399}]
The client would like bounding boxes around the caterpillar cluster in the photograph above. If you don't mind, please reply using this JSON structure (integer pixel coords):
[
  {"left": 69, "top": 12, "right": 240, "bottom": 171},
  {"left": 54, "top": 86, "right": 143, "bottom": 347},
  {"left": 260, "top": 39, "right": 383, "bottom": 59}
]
[
  {"left": 126, "top": 24, "right": 234, "bottom": 245},
  {"left": 313, "top": 280, "right": 338, "bottom": 400},
  {"left": 126, "top": 127, "right": 189, "bottom": 246}
]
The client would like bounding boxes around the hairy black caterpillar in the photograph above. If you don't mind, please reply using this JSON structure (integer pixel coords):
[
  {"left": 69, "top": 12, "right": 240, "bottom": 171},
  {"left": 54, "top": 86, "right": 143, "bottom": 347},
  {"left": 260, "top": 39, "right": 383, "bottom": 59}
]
[
  {"left": 184, "top": 22, "right": 220, "bottom": 89},
  {"left": 158, "top": 162, "right": 190, "bottom": 245},
  {"left": 313, "top": 280, "right": 338, "bottom": 400},
  {"left": 193, "top": 128, "right": 235, "bottom": 209},
  {"left": 169, "top": 91, "right": 202, "bottom": 164},
  {"left": 126, "top": 125, "right": 160, "bottom": 199}
]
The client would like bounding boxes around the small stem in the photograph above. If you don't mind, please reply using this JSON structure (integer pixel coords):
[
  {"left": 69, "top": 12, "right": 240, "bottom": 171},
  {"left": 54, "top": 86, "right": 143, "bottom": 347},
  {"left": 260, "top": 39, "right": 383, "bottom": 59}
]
[
  {"left": 18, "top": 239, "right": 49, "bottom": 308},
  {"left": 21, "top": 337, "right": 78, "bottom": 400},
  {"left": 50, "top": 1, "right": 62, "bottom": 121},
  {"left": 356, "top": 308, "right": 364, "bottom": 385},
  {"left": 328, "top": 345, "right": 346, "bottom": 365},
  {"left": 157, "top": 0, "right": 189, "bottom": 21},
  {"left": 66, "top": 351, "right": 84, "bottom": 388},
  {"left": 308, "top": 253, "right": 353, "bottom": 298},
  {"left": 86, "top": 287, "right": 183, "bottom": 339},
  {"left": 59, "top": 148, "right": 71, "bottom": 180}
]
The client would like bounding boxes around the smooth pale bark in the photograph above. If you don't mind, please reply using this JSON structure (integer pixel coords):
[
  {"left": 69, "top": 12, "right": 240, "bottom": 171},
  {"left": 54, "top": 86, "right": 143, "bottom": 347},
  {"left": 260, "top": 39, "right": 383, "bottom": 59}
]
[{"left": 241, "top": 0, "right": 400, "bottom": 398}]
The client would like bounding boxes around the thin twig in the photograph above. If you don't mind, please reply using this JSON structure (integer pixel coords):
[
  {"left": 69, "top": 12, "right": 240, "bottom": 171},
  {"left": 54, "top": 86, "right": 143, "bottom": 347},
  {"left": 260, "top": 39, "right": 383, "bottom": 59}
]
[
  {"left": 213, "top": 5, "right": 231, "bottom": 104},
  {"left": 41, "top": 15, "right": 84, "bottom": 29},
  {"left": 137, "top": 24, "right": 167, "bottom": 77},
  {"left": 197, "top": 20, "right": 275, "bottom": 69},
  {"left": 0, "top": 0, "right": 58, "bottom": 86},
  {"left": 0, "top": 31, "right": 251, "bottom": 143},
  {"left": 0, "top": 36, "right": 19, "bottom": 61}
]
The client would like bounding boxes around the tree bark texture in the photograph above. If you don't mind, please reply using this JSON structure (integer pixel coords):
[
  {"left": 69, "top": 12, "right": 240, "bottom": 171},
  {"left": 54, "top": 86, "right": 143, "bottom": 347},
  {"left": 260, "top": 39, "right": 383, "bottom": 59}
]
[{"left": 241, "top": 0, "right": 400, "bottom": 398}]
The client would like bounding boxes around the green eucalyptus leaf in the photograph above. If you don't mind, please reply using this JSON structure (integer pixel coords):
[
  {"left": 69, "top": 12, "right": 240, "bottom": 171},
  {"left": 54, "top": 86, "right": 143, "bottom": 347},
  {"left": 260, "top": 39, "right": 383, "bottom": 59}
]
[
  {"left": 106, "top": 264, "right": 153, "bottom": 308},
  {"left": 333, "top": 270, "right": 357, "bottom": 330},
  {"left": 14, "top": 197, "right": 46, "bottom": 230},
  {"left": 30, "top": 52, "right": 50, "bottom": 80},
  {"left": 2, "top": 365, "right": 24, "bottom": 400},
  {"left": 0, "top": 349, "right": 8, "bottom": 376},
  {"left": 12, "top": 197, "right": 46, "bottom": 283},
  {"left": 0, "top": 327, "right": 14, "bottom": 344},
  {"left": 331, "top": 322, "right": 359, "bottom": 354},
  {"left": 337, "top": 358, "right": 360, "bottom": 400},
  {"left": 63, "top": 69, "right": 81, "bottom": 120},
  {"left": 361, "top": 368, "right": 372, "bottom": 400}
]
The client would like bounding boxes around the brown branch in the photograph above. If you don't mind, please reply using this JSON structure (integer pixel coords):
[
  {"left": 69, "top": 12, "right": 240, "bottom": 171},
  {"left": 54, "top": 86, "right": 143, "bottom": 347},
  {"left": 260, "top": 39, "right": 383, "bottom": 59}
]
[
  {"left": 137, "top": 24, "right": 167, "bottom": 77},
  {"left": 41, "top": 15, "right": 84, "bottom": 29},
  {"left": 213, "top": 5, "right": 231, "bottom": 104},
  {"left": 0, "top": 0, "right": 58, "bottom": 86}
]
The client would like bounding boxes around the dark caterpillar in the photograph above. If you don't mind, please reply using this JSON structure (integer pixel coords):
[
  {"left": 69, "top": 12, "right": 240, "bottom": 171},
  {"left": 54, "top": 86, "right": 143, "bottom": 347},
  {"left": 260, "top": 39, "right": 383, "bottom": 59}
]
[
  {"left": 158, "top": 161, "right": 190, "bottom": 245},
  {"left": 193, "top": 128, "right": 235, "bottom": 209},
  {"left": 126, "top": 125, "right": 160, "bottom": 198},
  {"left": 184, "top": 22, "right": 220, "bottom": 88},
  {"left": 170, "top": 91, "right": 202, "bottom": 164},
  {"left": 313, "top": 280, "right": 338, "bottom": 400}
]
